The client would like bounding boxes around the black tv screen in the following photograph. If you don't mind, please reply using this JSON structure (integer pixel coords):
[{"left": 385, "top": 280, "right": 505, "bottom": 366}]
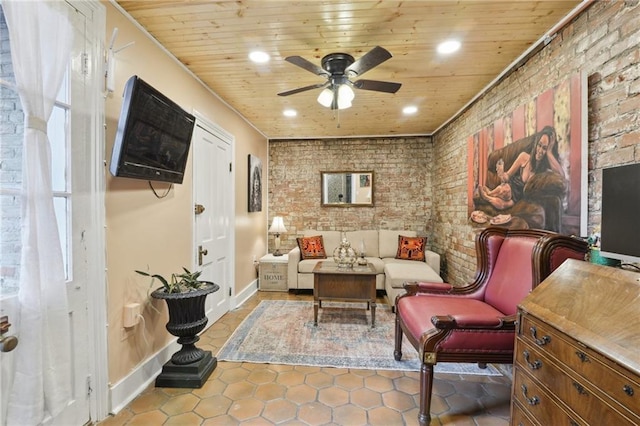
[
  {"left": 110, "top": 76, "right": 195, "bottom": 184},
  {"left": 600, "top": 162, "right": 640, "bottom": 263}
]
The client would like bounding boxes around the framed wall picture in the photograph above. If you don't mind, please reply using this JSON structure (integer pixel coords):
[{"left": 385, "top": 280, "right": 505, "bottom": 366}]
[
  {"left": 248, "top": 154, "right": 262, "bottom": 212},
  {"left": 467, "top": 72, "right": 587, "bottom": 236}
]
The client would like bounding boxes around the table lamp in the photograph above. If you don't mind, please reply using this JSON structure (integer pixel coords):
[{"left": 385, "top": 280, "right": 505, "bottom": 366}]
[{"left": 269, "top": 216, "right": 287, "bottom": 256}]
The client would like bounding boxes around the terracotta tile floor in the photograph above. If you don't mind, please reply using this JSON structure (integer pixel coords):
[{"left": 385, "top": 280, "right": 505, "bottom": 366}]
[{"left": 98, "top": 291, "right": 513, "bottom": 425}]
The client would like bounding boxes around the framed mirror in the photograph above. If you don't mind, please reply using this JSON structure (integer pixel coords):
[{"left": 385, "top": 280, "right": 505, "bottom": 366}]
[{"left": 321, "top": 171, "right": 374, "bottom": 207}]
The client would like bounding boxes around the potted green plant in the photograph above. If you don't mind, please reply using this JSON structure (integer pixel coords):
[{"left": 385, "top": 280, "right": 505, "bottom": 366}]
[
  {"left": 136, "top": 267, "right": 219, "bottom": 388},
  {"left": 136, "top": 267, "right": 212, "bottom": 294}
]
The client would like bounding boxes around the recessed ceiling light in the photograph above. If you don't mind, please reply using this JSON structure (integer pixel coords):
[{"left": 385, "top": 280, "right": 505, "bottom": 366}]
[
  {"left": 249, "top": 51, "right": 270, "bottom": 63},
  {"left": 437, "top": 40, "right": 461, "bottom": 55},
  {"left": 403, "top": 106, "right": 418, "bottom": 115},
  {"left": 283, "top": 109, "right": 297, "bottom": 117}
]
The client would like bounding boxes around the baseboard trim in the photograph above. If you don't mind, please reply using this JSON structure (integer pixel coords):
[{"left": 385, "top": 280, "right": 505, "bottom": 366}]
[
  {"left": 109, "top": 280, "right": 258, "bottom": 414},
  {"left": 234, "top": 278, "right": 258, "bottom": 308},
  {"left": 109, "top": 340, "right": 180, "bottom": 414}
]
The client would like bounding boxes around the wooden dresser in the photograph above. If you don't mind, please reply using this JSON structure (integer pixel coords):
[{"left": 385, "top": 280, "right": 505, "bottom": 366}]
[{"left": 511, "top": 259, "right": 640, "bottom": 425}]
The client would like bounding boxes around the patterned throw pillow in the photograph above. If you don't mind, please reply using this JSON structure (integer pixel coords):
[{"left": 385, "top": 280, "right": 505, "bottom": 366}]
[
  {"left": 297, "top": 235, "right": 327, "bottom": 260},
  {"left": 396, "top": 235, "right": 426, "bottom": 261}
]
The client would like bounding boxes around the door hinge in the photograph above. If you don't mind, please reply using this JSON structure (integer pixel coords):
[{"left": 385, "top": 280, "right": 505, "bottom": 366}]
[
  {"left": 229, "top": 162, "right": 232, "bottom": 172},
  {"left": 82, "top": 52, "right": 89, "bottom": 76},
  {"left": 86, "top": 375, "right": 93, "bottom": 396},
  {"left": 229, "top": 288, "right": 232, "bottom": 296}
]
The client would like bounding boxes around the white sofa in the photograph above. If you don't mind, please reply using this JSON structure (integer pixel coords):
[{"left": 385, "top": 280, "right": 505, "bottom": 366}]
[{"left": 287, "top": 230, "right": 442, "bottom": 305}]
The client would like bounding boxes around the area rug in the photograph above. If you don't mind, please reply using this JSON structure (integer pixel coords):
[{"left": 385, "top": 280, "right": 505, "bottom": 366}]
[{"left": 217, "top": 300, "right": 501, "bottom": 375}]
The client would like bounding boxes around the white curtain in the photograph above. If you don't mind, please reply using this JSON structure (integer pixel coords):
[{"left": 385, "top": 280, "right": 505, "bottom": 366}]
[{"left": 3, "top": 1, "right": 74, "bottom": 424}]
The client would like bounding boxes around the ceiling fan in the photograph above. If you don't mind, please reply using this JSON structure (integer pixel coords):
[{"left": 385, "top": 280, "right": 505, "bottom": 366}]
[{"left": 277, "top": 46, "right": 401, "bottom": 110}]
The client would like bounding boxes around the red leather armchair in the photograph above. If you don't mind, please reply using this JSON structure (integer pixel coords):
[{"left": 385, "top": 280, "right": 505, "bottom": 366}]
[{"left": 394, "top": 227, "right": 588, "bottom": 426}]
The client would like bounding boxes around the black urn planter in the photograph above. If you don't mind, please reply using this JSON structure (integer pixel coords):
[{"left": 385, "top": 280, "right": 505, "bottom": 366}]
[{"left": 151, "top": 282, "right": 219, "bottom": 388}]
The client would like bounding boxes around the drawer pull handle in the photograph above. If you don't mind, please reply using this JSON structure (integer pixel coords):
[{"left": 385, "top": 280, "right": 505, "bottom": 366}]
[
  {"left": 572, "top": 382, "right": 588, "bottom": 396},
  {"left": 530, "top": 326, "right": 551, "bottom": 346},
  {"left": 575, "top": 351, "right": 590, "bottom": 363},
  {"left": 521, "top": 384, "right": 540, "bottom": 406},
  {"left": 623, "top": 385, "right": 634, "bottom": 396},
  {"left": 523, "top": 350, "right": 542, "bottom": 370}
]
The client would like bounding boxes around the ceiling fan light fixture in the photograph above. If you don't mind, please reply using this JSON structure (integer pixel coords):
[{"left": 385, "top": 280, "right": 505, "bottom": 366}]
[
  {"left": 282, "top": 46, "right": 398, "bottom": 111},
  {"left": 317, "top": 88, "right": 334, "bottom": 108},
  {"left": 317, "top": 84, "right": 355, "bottom": 110},
  {"left": 338, "top": 84, "right": 355, "bottom": 103}
]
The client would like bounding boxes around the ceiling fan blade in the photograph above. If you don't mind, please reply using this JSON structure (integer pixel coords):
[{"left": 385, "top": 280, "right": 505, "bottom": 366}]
[
  {"left": 353, "top": 79, "right": 402, "bottom": 94},
  {"left": 284, "top": 56, "right": 329, "bottom": 77},
  {"left": 277, "top": 82, "right": 328, "bottom": 97},
  {"left": 346, "top": 46, "right": 392, "bottom": 76}
]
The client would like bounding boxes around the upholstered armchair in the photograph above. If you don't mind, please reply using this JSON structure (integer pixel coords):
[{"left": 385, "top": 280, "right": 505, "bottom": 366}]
[{"left": 394, "top": 227, "right": 588, "bottom": 426}]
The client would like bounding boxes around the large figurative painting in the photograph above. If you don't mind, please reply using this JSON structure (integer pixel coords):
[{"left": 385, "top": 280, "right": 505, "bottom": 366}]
[
  {"left": 467, "top": 72, "right": 586, "bottom": 237},
  {"left": 248, "top": 154, "right": 262, "bottom": 212}
]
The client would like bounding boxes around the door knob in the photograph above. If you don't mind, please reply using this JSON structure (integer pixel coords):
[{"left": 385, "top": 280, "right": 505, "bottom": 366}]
[
  {"left": 194, "top": 204, "right": 206, "bottom": 215},
  {"left": 198, "top": 245, "right": 208, "bottom": 266},
  {"left": 0, "top": 316, "right": 18, "bottom": 353}
]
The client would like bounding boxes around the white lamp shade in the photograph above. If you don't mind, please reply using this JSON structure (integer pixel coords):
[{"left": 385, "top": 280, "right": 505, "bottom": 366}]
[
  {"left": 269, "top": 216, "right": 287, "bottom": 234},
  {"left": 317, "top": 85, "right": 355, "bottom": 110},
  {"left": 317, "top": 88, "right": 333, "bottom": 108},
  {"left": 337, "top": 84, "right": 354, "bottom": 109}
]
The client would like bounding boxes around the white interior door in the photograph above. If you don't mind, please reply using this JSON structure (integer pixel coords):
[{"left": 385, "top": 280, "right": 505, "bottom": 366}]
[{"left": 193, "top": 118, "right": 234, "bottom": 325}]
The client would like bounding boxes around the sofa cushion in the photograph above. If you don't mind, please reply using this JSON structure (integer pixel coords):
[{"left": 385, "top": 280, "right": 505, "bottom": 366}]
[
  {"left": 363, "top": 257, "right": 385, "bottom": 274},
  {"left": 303, "top": 230, "right": 341, "bottom": 255},
  {"left": 396, "top": 236, "right": 427, "bottom": 261},
  {"left": 345, "top": 230, "right": 380, "bottom": 258},
  {"left": 384, "top": 262, "right": 443, "bottom": 289},
  {"left": 297, "top": 236, "right": 327, "bottom": 260},
  {"left": 379, "top": 230, "right": 417, "bottom": 258}
]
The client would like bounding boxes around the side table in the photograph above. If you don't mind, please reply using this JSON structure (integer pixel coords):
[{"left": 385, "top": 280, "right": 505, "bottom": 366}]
[{"left": 258, "top": 254, "right": 288, "bottom": 292}]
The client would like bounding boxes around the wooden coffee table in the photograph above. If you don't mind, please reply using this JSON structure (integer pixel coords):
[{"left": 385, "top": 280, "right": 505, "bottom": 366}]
[{"left": 312, "top": 261, "right": 377, "bottom": 327}]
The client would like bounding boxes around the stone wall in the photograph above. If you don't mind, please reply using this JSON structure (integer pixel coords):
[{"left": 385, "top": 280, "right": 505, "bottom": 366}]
[
  {"left": 432, "top": 0, "right": 640, "bottom": 284},
  {"left": 268, "top": 137, "right": 435, "bottom": 256}
]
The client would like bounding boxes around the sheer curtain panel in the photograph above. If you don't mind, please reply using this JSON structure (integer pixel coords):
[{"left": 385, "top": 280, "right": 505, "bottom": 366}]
[{"left": 3, "top": 2, "right": 74, "bottom": 424}]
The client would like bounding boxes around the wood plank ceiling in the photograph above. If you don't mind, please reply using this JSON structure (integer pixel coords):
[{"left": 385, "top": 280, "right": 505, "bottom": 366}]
[{"left": 115, "top": 1, "right": 584, "bottom": 139}]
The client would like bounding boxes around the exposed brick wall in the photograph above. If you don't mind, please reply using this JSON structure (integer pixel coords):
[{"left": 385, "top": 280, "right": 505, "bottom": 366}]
[
  {"left": 268, "top": 137, "right": 435, "bottom": 254},
  {"left": 0, "top": 9, "right": 22, "bottom": 295},
  {"left": 433, "top": 1, "right": 640, "bottom": 284}
]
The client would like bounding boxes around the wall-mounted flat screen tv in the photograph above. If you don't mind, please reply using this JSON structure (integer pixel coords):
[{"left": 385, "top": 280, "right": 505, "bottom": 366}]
[
  {"left": 109, "top": 75, "right": 195, "bottom": 184},
  {"left": 600, "top": 162, "right": 640, "bottom": 263}
]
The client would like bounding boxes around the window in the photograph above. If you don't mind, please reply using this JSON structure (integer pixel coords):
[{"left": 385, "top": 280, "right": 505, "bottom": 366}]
[{"left": 0, "top": 8, "right": 72, "bottom": 297}]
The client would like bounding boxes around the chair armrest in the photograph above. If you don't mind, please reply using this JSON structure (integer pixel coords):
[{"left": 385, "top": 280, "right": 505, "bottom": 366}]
[
  {"left": 404, "top": 281, "right": 452, "bottom": 294},
  {"left": 431, "top": 314, "right": 517, "bottom": 330},
  {"left": 287, "top": 247, "right": 300, "bottom": 288},
  {"left": 424, "top": 250, "right": 440, "bottom": 275}
]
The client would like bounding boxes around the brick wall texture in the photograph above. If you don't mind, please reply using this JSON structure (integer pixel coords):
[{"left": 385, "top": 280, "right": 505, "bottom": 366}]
[
  {"left": 268, "top": 137, "right": 436, "bottom": 259},
  {"left": 269, "top": 1, "right": 640, "bottom": 285},
  {"left": 0, "top": 9, "right": 22, "bottom": 295}
]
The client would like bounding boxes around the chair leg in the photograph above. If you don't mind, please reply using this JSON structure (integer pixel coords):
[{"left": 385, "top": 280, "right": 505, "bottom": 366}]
[
  {"left": 418, "top": 363, "right": 434, "bottom": 426},
  {"left": 394, "top": 313, "right": 403, "bottom": 361}
]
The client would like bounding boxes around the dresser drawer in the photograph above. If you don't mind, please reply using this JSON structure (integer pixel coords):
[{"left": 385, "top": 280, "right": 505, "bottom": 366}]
[
  {"left": 520, "top": 314, "right": 640, "bottom": 421},
  {"left": 515, "top": 338, "right": 636, "bottom": 425},
  {"left": 510, "top": 400, "right": 539, "bottom": 426},
  {"left": 512, "top": 367, "right": 583, "bottom": 426}
]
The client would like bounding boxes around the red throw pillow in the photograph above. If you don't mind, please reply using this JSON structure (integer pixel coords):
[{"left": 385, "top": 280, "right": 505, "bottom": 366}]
[
  {"left": 396, "top": 236, "right": 426, "bottom": 261},
  {"left": 297, "top": 235, "right": 327, "bottom": 260}
]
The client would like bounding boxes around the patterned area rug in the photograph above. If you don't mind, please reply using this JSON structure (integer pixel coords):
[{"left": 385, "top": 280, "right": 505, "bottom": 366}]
[{"left": 217, "top": 300, "right": 502, "bottom": 375}]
